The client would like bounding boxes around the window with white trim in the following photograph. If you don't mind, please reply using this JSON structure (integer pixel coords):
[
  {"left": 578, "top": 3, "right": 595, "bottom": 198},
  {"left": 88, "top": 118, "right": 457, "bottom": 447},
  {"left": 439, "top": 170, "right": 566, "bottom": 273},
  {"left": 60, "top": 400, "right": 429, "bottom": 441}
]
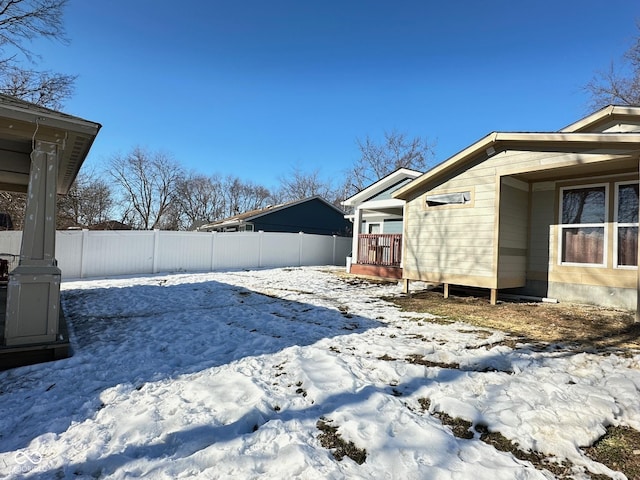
[
  {"left": 615, "top": 182, "right": 638, "bottom": 268},
  {"left": 559, "top": 185, "right": 607, "bottom": 265}
]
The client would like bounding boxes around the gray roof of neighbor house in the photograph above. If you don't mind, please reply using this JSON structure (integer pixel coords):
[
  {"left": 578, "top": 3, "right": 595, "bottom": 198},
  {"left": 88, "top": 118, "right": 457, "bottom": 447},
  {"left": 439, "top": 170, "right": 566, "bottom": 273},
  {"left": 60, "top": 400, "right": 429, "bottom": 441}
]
[
  {"left": 198, "top": 196, "right": 345, "bottom": 231},
  {"left": 393, "top": 105, "right": 640, "bottom": 200},
  {"left": 0, "top": 94, "right": 101, "bottom": 194}
]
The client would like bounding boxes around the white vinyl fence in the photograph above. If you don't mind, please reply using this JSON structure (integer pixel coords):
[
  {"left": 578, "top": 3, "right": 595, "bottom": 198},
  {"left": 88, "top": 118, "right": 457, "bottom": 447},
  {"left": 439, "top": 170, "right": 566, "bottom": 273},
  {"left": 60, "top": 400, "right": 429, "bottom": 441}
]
[{"left": 0, "top": 230, "right": 352, "bottom": 280}]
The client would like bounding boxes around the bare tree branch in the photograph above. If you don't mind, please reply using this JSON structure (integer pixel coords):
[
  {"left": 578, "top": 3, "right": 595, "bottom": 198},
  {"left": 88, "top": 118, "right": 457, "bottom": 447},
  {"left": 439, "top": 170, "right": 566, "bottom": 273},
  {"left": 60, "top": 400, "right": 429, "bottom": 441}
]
[
  {"left": 109, "top": 147, "right": 184, "bottom": 230},
  {"left": 0, "top": 0, "right": 74, "bottom": 108},
  {"left": 585, "top": 23, "right": 640, "bottom": 108},
  {"left": 348, "top": 130, "right": 434, "bottom": 196}
]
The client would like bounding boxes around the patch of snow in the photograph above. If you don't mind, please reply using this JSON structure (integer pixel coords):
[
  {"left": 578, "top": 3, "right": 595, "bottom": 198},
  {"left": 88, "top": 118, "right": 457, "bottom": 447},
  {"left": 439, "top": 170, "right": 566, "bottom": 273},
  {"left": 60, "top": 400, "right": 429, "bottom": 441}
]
[{"left": 0, "top": 267, "right": 637, "bottom": 479}]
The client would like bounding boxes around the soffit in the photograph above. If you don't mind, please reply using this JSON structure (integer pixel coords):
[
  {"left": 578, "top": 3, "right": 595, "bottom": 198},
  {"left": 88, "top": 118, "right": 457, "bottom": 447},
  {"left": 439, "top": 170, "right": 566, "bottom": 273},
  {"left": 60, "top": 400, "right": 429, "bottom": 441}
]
[{"left": 0, "top": 96, "right": 101, "bottom": 194}]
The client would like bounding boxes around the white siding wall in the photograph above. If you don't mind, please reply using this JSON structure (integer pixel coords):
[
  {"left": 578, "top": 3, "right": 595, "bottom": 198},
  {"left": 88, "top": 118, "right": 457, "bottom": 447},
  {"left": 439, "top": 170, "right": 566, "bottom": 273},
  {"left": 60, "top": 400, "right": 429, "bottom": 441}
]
[{"left": 0, "top": 230, "right": 351, "bottom": 280}]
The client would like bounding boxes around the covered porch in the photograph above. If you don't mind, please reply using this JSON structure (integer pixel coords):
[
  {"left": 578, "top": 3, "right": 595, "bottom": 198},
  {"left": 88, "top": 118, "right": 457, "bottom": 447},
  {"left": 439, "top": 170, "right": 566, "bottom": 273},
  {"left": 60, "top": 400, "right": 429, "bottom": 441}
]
[
  {"left": 0, "top": 95, "right": 100, "bottom": 369},
  {"left": 342, "top": 168, "right": 422, "bottom": 280},
  {"left": 347, "top": 200, "right": 405, "bottom": 279},
  {"left": 350, "top": 233, "right": 403, "bottom": 279}
]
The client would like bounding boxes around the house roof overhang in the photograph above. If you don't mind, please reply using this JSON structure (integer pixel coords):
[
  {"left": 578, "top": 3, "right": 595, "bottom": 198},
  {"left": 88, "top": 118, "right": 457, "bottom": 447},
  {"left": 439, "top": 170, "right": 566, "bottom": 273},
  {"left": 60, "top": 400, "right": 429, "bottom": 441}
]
[
  {"left": 342, "top": 168, "right": 422, "bottom": 207},
  {"left": 0, "top": 95, "right": 101, "bottom": 194},
  {"left": 560, "top": 105, "right": 640, "bottom": 133},
  {"left": 393, "top": 132, "right": 640, "bottom": 200},
  {"left": 354, "top": 198, "right": 405, "bottom": 215}
]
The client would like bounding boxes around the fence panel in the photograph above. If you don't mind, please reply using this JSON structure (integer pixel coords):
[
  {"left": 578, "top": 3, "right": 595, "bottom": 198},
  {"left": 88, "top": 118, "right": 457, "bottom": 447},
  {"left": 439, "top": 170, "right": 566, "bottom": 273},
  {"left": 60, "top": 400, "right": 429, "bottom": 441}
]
[
  {"left": 259, "top": 232, "right": 302, "bottom": 267},
  {"left": 212, "top": 232, "right": 261, "bottom": 270},
  {"left": 84, "top": 231, "right": 156, "bottom": 277},
  {"left": 155, "top": 231, "right": 213, "bottom": 273},
  {"left": 0, "top": 230, "right": 351, "bottom": 280},
  {"left": 56, "top": 230, "right": 84, "bottom": 278}
]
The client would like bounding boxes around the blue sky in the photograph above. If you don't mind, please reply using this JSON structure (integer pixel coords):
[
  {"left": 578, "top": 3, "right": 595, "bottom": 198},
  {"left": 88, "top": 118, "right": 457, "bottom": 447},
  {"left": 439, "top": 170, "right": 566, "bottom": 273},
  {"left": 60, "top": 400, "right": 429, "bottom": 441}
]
[{"left": 32, "top": 0, "right": 640, "bottom": 190}]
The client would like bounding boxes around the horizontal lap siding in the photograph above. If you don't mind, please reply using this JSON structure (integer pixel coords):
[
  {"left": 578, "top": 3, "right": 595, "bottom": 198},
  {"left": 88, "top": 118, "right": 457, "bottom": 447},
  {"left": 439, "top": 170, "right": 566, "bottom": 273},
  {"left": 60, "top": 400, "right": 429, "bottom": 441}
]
[
  {"left": 403, "top": 156, "right": 497, "bottom": 283},
  {"left": 497, "top": 180, "right": 528, "bottom": 288},
  {"left": 528, "top": 187, "right": 555, "bottom": 276},
  {"left": 403, "top": 149, "right": 594, "bottom": 286}
]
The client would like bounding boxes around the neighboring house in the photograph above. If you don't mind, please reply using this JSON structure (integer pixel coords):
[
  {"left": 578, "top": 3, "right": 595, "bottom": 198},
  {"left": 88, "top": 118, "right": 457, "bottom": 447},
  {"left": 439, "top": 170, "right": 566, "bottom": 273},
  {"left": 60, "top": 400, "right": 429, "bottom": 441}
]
[
  {"left": 198, "top": 196, "right": 351, "bottom": 236},
  {"left": 393, "top": 105, "right": 640, "bottom": 310},
  {"left": 342, "top": 168, "right": 422, "bottom": 279}
]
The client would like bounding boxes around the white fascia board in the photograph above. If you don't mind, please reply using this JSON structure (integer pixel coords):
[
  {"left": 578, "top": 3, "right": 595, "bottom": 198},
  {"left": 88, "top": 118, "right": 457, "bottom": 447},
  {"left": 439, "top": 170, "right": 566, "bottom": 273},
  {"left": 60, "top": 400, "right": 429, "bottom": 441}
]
[
  {"left": 342, "top": 169, "right": 422, "bottom": 206},
  {"left": 358, "top": 198, "right": 405, "bottom": 211}
]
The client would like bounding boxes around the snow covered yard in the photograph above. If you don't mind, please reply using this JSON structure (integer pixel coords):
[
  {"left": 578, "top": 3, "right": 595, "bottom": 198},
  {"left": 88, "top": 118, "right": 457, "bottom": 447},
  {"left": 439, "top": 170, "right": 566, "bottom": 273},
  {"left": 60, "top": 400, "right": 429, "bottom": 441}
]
[{"left": 0, "top": 267, "right": 639, "bottom": 479}]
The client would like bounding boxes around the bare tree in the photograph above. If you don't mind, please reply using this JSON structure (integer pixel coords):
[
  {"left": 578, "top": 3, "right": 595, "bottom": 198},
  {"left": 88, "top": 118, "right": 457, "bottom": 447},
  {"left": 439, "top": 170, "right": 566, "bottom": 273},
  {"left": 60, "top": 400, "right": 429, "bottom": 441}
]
[
  {"left": 0, "top": 191, "right": 25, "bottom": 228},
  {"left": 109, "top": 147, "right": 184, "bottom": 230},
  {"left": 0, "top": 0, "right": 75, "bottom": 109},
  {"left": 173, "top": 172, "right": 226, "bottom": 230},
  {"left": 275, "top": 166, "right": 346, "bottom": 209},
  {"left": 348, "top": 130, "right": 434, "bottom": 196},
  {"left": 222, "top": 176, "right": 272, "bottom": 217},
  {"left": 57, "top": 170, "right": 113, "bottom": 228},
  {"left": 277, "top": 167, "right": 332, "bottom": 201},
  {"left": 585, "top": 24, "right": 640, "bottom": 108},
  {"left": 1, "top": 67, "right": 75, "bottom": 109}
]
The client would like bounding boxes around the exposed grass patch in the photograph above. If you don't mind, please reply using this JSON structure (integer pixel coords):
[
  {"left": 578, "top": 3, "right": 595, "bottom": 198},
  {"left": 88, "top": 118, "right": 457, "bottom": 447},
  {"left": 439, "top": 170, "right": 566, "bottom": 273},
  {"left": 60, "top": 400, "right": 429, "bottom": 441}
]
[
  {"left": 405, "top": 354, "right": 506, "bottom": 373},
  {"left": 316, "top": 418, "right": 367, "bottom": 465},
  {"left": 386, "top": 288, "right": 640, "bottom": 353},
  {"left": 377, "top": 353, "right": 396, "bottom": 361},
  {"left": 584, "top": 425, "right": 640, "bottom": 479},
  {"left": 406, "top": 354, "right": 457, "bottom": 369},
  {"left": 417, "top": 399, "right": 615, "bottom": 478},
  {"left": 434, "top": 411, "right": 474, "bottom": 439},
  {"left": 474, "top": 425, "right": 578, "bottom": 478}
]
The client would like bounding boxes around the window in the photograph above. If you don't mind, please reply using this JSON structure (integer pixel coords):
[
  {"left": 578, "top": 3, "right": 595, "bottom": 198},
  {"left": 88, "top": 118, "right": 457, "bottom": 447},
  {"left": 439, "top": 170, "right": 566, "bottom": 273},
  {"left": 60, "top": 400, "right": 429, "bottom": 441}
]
[
  {"left": 559, "top": 185, "right": 607, "bottom": 265},
  {"left": 368, "top": 223, "right": 381, "bottom": 234},
  {"left": 426, "top": 191, "right": 471, "bottom": 207},
  {"left": 615, "top": 182, "right": 638, "bottom": 267}
]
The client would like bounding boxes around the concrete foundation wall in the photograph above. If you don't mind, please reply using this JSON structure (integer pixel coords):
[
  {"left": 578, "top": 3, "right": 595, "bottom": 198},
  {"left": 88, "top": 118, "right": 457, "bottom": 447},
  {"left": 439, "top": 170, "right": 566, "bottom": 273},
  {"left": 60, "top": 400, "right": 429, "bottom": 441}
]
[{"left": 520, "top": 279, "right": 636, "bottom": 310}]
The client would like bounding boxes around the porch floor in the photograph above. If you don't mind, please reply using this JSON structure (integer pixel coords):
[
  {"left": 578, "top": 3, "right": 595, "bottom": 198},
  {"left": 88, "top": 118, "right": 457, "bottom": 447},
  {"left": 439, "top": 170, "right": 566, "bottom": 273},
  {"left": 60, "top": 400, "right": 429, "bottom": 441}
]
[
  {"left": 0, "top": 286, "right": 71, "bottom": 370},
  {"left": 349, "top": 263, "right": 403, "bottom": 280}
]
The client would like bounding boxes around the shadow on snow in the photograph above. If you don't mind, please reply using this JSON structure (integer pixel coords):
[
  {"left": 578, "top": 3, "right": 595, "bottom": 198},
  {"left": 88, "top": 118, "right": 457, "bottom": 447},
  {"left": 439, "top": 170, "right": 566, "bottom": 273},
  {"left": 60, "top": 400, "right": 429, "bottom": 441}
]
[{"left": 0, "top": 274, "right": 383, "bottom": 456}]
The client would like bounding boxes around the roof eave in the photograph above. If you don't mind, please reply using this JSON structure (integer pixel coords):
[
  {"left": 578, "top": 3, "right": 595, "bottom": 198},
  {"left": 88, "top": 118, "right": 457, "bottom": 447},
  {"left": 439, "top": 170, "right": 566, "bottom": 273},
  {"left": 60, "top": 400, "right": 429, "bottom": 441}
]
[
  {"left": 393, "top": 132, "right": 640, "bottom": 199},
  {"left": 559, "top": 105, "right": 640, "bottom": 133},
  {"left": 342, "top": 168, "right": 423, "bottom": 206}
]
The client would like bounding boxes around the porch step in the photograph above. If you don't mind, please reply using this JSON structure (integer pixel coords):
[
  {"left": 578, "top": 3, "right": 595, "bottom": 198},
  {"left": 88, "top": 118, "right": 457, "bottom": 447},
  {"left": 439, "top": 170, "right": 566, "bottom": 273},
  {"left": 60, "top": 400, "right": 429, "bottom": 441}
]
[{"left": 349, "top": 264, "right": 403, "bottom": 280}]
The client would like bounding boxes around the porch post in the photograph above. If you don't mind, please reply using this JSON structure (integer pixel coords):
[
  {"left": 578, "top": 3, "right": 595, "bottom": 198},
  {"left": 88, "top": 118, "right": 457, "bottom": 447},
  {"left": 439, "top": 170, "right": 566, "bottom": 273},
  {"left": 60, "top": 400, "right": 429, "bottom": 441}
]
[
  {"left": 4, "top": 141, "right": 62, "bottom": 345},
  {"left": 351, "top": 207, "right": 363, "bottom": 264}
]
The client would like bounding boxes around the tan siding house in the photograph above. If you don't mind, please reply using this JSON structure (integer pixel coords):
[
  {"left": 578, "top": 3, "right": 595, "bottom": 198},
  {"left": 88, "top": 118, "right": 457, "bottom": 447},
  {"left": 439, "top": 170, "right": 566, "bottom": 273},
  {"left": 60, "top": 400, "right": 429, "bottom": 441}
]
[{"left": 394, "top": 106, "right": 640, "bottom": 309}]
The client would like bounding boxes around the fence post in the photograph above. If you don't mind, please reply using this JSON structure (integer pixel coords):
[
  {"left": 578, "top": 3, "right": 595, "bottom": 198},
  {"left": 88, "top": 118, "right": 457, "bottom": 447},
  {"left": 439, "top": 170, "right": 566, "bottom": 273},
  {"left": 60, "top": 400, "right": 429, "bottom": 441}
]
[
  {"left": 332, "top": 235, "right": 337, "bottom": 265},
  {"left": 210, "top": 231, "right": 216, "bottom": 272},
  {"left": 80, "top": 229, "right": 89, "bottom": 278},
  {"left": 298, "top": 231, "right": 304, "bottom": 266},
  {"left": 259, "top": 230, "right": 264, "bottom": 268},
  {"left": 152, "top": 229, "right": 160, "bottom": 274}
]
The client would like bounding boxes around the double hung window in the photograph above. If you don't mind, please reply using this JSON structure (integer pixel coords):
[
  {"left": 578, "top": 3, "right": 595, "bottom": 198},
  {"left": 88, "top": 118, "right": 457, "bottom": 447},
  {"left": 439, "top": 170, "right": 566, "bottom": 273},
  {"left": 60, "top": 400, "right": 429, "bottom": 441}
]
[
  {"left": 615, "top": 182, "right": 638, "bottom": 268},
  {"left": 559, "top": 185, "right": 607, "bottom": 265}
]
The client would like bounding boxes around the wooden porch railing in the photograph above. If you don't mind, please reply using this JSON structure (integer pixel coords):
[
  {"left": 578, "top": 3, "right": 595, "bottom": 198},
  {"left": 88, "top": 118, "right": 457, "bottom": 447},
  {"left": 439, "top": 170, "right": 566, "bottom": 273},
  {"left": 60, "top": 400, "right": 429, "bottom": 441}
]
[{"left": 357, "top": 234, "right": 402, "bottom": 266}]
